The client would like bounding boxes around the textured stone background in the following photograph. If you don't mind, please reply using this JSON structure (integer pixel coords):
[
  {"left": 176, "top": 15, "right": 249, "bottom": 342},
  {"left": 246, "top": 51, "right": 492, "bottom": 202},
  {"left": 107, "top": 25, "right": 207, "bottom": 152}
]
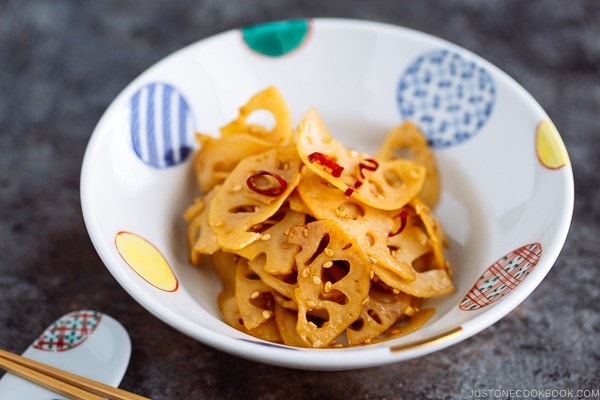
[{"left": 0, "top": 1, "right": 598, "bottom": 399}]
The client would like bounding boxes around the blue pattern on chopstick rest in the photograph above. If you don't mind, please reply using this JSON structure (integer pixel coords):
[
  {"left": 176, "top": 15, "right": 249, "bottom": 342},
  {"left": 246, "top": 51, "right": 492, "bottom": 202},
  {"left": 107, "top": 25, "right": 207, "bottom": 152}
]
[
  {"left": 130, "top": 82, "right": 195, "bottom": 168},
  {"left": 397, "top": 49, "right": 495, "bottom": 148}
]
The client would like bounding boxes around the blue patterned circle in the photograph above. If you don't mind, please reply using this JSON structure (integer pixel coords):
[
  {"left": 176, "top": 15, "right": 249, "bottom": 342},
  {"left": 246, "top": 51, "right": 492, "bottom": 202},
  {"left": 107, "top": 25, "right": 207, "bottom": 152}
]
[
  {"left": 130, "top": 82, "right": 195, "bottom": 168},
  {"left": 397, "top": 49, "right": 495, "bottom": 148}
]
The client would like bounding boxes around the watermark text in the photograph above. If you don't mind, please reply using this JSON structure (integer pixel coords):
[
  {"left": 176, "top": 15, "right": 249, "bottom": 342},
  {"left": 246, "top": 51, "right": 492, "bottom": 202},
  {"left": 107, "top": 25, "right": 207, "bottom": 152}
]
[{"left": 467, "top": 388, "right": 599, "bottom": 399}]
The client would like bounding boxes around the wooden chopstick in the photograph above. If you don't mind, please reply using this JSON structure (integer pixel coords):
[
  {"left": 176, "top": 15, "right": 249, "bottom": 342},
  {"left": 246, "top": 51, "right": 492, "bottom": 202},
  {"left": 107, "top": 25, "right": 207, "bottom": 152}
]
[{"left": 0, "top": 348, "right": 150, "bottom": 400}]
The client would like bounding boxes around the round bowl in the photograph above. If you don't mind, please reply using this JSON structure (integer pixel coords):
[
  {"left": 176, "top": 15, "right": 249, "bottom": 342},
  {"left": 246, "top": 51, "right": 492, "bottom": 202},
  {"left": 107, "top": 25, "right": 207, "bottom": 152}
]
[{"left": 81, "top": 18, "right": 574, "bottom": 370}]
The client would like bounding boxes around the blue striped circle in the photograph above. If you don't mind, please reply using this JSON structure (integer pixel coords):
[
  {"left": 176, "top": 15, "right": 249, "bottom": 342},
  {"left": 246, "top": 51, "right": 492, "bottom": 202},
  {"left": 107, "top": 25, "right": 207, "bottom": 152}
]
[
  {"left": 130, "top": 82, "right": 195, "bottom": 168},
  {"left": 397, "top": 49, "right": 495, "bottom": 148}
]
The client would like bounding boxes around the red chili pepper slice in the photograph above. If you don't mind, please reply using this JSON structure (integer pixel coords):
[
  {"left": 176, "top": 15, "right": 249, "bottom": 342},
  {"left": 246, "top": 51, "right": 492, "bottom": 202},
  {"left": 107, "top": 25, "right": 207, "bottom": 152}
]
[
  {"left": 308, "top": 152, "right": 344, "bottom": 178},
  {"left": 389, "top": 207, "right": 409, "bottom": 237},
  {"left": 344, "top": 180, "right": 363, "bottom": 196},
  {"left": 246, "top": 171, "right": 288, "bottom": 196},
  {"left": 358, "top": 158, "right": 379, "bottom": 179}
]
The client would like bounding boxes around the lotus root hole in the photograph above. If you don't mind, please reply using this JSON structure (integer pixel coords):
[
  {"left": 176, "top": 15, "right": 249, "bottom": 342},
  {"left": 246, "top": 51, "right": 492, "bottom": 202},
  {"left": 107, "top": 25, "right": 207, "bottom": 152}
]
[
  {"left": 383, "top": 170, "right": 404, "bottom": 188},
  {"left": 246, "top": 109, "right": 276, "bottom": 131},
  {"left": 336, "top": 201, "right": 364, "bottom": 220},
  {"left": 305, "top": 233, "right": 331, "bottom": 266},
  {"left": 228, "top": 204, "right": 259, "bottom": 214}
]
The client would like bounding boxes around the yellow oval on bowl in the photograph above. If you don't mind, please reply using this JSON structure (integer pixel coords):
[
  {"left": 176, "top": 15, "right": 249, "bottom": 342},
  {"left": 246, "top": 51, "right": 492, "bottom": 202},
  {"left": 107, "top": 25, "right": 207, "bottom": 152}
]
[
  {"left": 536, "top": 120, "right": 570, "bottom": 169},
  {"left": 115, "top": 232, "right": 178, "bottom": 292}
]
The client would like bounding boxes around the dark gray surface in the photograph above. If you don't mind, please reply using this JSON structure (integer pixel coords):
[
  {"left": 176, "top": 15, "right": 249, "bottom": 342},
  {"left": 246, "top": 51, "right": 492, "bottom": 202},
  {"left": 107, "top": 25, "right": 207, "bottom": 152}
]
[{"left": 1, "top": 1, "right": 598, "bottom": 399}]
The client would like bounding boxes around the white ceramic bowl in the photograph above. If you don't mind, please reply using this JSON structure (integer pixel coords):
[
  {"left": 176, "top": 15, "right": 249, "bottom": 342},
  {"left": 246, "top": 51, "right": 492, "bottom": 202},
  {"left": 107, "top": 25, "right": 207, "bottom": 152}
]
[{"left": 81, "top": 18, "right": 574, "bottom": 370}]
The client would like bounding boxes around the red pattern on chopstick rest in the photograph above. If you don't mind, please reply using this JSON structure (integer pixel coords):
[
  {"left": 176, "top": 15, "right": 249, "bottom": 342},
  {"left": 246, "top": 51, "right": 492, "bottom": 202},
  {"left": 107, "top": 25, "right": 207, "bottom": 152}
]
[
  {"left": 33, "top": 310, "right": 102, "bottom": 352},
  {"left": 459, "top": 243, "right": 542, "bottom": 311}
]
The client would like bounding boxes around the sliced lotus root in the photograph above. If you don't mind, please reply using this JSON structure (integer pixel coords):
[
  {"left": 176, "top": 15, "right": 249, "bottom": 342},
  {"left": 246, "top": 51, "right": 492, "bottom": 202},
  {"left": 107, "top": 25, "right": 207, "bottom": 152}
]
[
  {"left": 210, "top": 251, "right": 279, "bottom": 342},
  {"left": 295, "top": 108, "right": 426, "bottom": 210},
  {"left": 217, "top": 279, "right": 283, "bottom": 342},
  {"left": 220, "top": 86, "right": 292, "bottom": 146},
  {"left": 235, "top": 206, "right": 305, "bottom": 275},
  {"left": 296, "top": 169, "right": 369, "bottom": 221},
  {"left": 245, "top": 315, "right": 282, "bottom": 342},
  {"left": 385, "top": 199, "right": 453, "bottom": 290},
  {"left": 237, "top": 207, "right": 304, "bottom": 302},
  {"left": 247, "top": 255, "right": 298, "bottom": 305},
  {"left": 286, "top": 188, "right": 314, "bottom": 216},
  {"left": 209, "top": 146, "right": 302, "bottom": 250},
  {"left": 183, "top": 187, "right": 221, "bottom": 263},
  {"left": 376, "top": 121, "right": 440, "bottom": 207},
  {"left": 346, "top": 286, "right": 412, "bottom": 345},
  {"left": 211, "top": 251, "right": 282, "bottom": 342},
  {"left": 287, "top": 219, "right": 371, "bottom": 348},
  {"left": 297, "top": 171, "right": 416, "bottom": 281},
  {"left": 183, "top": 196, "right": 207, "bottom": 266},
  {"left": 234, "top": 258, "right": 279, "bottom": 330},
  {"left": 194, "top": 133, "right": 274, "bottom": 193},
  {"left": 410, "top": 197, "right": 449, "bottom": 270},
  {"left": 373, "top": 264, "right": 453, "bottom": 298},
  {"left": 274, "top": 303, "right": 308, "bottom": 347},
  {"left": 387, "top": 223, "right": 431, "bottom": 270},
  {"left": 211, "top": 250, "right": 238, "bottom": 286},
  {"left": 211, "top": 251, "right": 244, "bottom": 330},
  {"left": 372, "top": 308, "right": 435, "bottom": 344},
  {"left": 386, "top": 205, "right": 432, "bottom": 269},
  {"left": 185, "top": 90, "right": 456, "bottom": 349}
]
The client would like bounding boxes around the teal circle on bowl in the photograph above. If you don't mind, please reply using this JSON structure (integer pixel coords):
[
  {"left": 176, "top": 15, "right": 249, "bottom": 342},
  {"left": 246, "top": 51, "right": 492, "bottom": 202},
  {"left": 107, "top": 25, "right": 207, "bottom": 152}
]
[{"left": 242, "top": 19, "right": 309, "bottom": 57}]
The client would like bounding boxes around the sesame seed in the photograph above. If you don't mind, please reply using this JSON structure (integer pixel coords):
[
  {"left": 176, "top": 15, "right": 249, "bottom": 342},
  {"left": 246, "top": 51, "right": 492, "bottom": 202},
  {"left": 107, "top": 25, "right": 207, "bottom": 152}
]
[
  {"left": 377, "top": 193, "right": 385, "bottom": 199},
  {"left": 369, "top": 270, "right": 374, "bottom": 279},
  {"left": 260, "top": 233, "right": 271, "bottom": 241},
  {"left": 322, "top": 261, "right": 333, "bottom": 268},
  {"left": 312, "top": 276, "right": 322, "bottom": 285},
  {"left": 312, "top": 340, "right": 322, "bottom": 347},
  {"left": 362, "top": 298, "right": 370, "bottom": 305},
  {"left": 393, "top": 289, "right": 400, "bottom": 294},
  {"left": 302, "top": 268, "right": 310, "bottom": 278},
  {"left": 324, "top": 248, "right": 334, "bottom": 257},
  {"left": 308, "top": 321, "right": 318, "bottom": 329},
  {"left": 324, "top": 281, "right": 332, "bottom": 293},
  {"left": 410, "top": 169, "right": 420, "bottom": 179},
  {"left": 232, "top": 184, "right": 243, "bottom": 192},
  {"left": 307, "top": 300, "right": 318, "bottom": 308},
  {"left": 250, "top": 291, "right": 260, "bottom": 299},
  {"left": 369, "top": 256, "right": 378, "bottom": 264},
  {"left": 213, "top": 221, "right": 224, "bottom": 227},
  {"left": 302, "top": 227, "right": 309, "bottom": 238},
  {"left": 262, "top": 310, "right": 271, "bottom": 319}
]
